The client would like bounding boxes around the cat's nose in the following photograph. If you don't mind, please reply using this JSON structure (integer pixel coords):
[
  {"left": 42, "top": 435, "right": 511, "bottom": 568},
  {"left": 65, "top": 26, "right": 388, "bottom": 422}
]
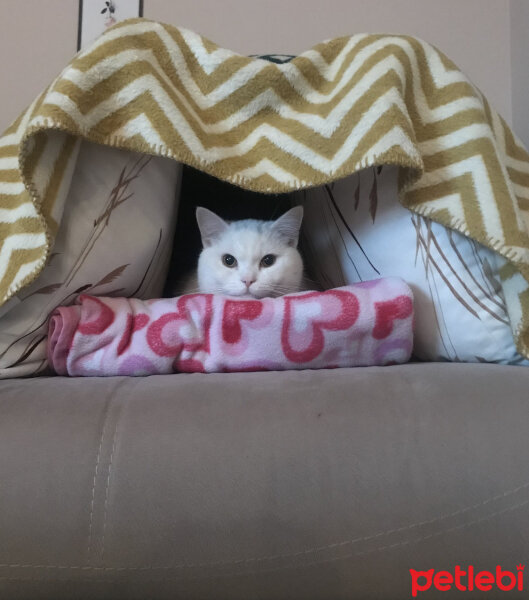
[{"left": 241, "top": 278, "right": 256, "bottom": 288}]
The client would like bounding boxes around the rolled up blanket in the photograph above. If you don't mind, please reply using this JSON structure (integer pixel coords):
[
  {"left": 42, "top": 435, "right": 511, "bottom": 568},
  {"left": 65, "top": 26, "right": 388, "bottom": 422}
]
[{"left": 47, "top": 278, "right": 414, "bottom": 376}]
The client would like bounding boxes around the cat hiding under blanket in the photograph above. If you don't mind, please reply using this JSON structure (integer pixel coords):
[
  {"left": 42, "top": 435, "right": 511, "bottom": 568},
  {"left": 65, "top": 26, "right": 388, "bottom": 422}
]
[{"left": 168, "top": 206, "right": 310, "bottom": 299}]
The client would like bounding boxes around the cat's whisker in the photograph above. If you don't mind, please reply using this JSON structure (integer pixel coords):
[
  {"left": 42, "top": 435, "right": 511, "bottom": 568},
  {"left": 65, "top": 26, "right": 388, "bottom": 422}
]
[
  {"left": 266, "top": 283, "right": 303, "bottom": 294},
  {"left": 301, "top": 276, "right": 322, "bottom": 290}
]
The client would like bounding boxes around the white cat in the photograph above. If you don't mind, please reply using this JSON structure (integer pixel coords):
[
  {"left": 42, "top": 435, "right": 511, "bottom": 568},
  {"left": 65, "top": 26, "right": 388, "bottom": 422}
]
[{"left": 178, "top": 206, "right": 305, "bottom": 298}]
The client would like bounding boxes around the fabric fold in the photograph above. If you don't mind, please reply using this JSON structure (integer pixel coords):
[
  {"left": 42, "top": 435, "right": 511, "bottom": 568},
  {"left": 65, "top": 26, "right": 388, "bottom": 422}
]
[
  {"left": 47, "top": 305, "right": 81, "bottom": 376},
  {"left": 1, "top": 18, "right": 529, "bottom": 357},
  {"left": 47, "top": 279, "right": 414, "bottom": 376}
]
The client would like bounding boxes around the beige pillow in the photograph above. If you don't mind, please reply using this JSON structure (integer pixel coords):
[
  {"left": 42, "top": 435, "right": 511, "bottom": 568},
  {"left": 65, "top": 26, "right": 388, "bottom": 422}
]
[{"left": 0, "top": 141, "right": 181, "bottom": 378}]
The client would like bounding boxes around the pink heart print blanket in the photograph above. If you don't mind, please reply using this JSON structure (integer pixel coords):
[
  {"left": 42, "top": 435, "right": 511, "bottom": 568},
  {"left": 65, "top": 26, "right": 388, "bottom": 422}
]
[{"left": 47, "top": 278, "right": 414, "bottom": 376}]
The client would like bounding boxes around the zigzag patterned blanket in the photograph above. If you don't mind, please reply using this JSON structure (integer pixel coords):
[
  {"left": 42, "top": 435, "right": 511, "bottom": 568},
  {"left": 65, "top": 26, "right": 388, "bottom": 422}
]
[{"left": 1, "top": 18, "right": 529, "bottom": 357}]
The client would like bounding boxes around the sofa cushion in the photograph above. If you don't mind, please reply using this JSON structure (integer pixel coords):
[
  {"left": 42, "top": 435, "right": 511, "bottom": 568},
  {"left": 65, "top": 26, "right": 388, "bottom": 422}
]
[
  {"left": 1, "top": 364, "right": 529, "bottom": 599},
  {"left": 0, "top": 141, "right": 181, "bottom": 378}
]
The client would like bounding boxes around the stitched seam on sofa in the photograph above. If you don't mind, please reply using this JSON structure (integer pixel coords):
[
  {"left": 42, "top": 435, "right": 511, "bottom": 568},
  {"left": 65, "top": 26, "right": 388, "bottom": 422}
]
[
  {"left": 1, "top": 480, "right": 528, "bottom": 573},
  {"left": 100, "top": 419, "right": 120, "bottom": 561},
  {"left": 85, "top": 380, "right": 126, "bottom": 563},
  {"left": 86, "top": 399, "right": 114, "bottom": 561},
  {"left": 1, "top": 494, "right": 528, "bottom": 584}
]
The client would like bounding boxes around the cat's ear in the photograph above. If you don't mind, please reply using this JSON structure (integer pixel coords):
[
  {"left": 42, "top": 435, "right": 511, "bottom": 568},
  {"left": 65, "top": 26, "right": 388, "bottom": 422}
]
[
  {"left": 196, "top": 207, "right": 228, "bottom": 247},
  {"left": 271, "top": 206, "right": 303, "bottom": 247}
]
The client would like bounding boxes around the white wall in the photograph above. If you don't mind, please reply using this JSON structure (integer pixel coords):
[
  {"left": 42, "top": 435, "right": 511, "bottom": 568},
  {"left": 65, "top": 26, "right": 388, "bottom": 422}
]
[
  {"left": 0, "top": 0, "right": 525, "bottom": 146},
  {"left": 0, "top": 0, "right": 78, "bottom": 132},
  {"left": 511, "top": 0, "right": 529, "bottom": 147}
]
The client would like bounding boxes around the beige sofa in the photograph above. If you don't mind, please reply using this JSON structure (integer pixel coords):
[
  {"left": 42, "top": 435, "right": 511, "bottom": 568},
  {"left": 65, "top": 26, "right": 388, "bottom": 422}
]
[{"left": 1, "top": 363, "right": 529, "bottom": 599}]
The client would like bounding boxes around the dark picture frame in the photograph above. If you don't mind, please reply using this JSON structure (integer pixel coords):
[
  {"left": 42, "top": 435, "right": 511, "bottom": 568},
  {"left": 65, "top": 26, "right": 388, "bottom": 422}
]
[{"left": 77, "top": 0, "right": 144, "bottom": 51}]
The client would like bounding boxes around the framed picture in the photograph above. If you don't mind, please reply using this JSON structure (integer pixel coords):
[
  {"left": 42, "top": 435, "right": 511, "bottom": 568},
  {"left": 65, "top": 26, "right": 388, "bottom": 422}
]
[{"left": 77, "top": 0, "right": 144, "bottom": 51}]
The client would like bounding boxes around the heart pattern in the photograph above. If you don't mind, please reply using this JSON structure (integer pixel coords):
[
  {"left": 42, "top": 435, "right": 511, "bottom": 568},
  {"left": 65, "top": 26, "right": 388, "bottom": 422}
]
[
  {"left": 146, "top": 294, "right": 212, "bottom": 358},
  {"left": 47, "top": 279, "right": 414, "bottom": 376},
  {"left": 373, "top": 296, "right": 414, "bottom": 339},
  {"left": 117, "top": 313, "right": 149, "bottom": 356},
  {"left": 282, "top": 290, "right": 359, "bottom": 363},
  {"left": 222, "top": 300, "right": 263, "bottom": 344},
  {"left": 77, "top": 295, "right": 115, "bottom": 335}
]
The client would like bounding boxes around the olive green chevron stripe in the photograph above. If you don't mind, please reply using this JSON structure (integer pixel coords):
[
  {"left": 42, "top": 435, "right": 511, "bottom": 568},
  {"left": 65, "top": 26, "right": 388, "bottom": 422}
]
[
  {"left": 1, "top": 18, "right": 529, "bottom": 358},
  {"left": 0, "top": 245, "right": 46, "bottom": 298},
  {"left": 406, "top": 172, "right": 485, "bottom": 236},
  {"left": 509, "top": 168, "right": 529, "bottom": 187},
  {"left": 0, "top": 146, "right": 18, "bottom": 159},
  {"left": 418, "top": 139, "right": 529, "bottom": 245},
  {"left": 74, "top": 31, "right": 254, "bottom": 100},
  {"left": 0, "top": 170, "right": 20, "bottom": 183},
  {"left": 51, "top": 56, "right": 417, "bottom": 151},
  {"left": 0, "top": 195, "right": 28, "bottom": 210},
  {"left": 38, "top": 136, "right": 79, "bottom": 233},
  {"left": 58, "top": 33, "right": 477, "bottom": 125}
]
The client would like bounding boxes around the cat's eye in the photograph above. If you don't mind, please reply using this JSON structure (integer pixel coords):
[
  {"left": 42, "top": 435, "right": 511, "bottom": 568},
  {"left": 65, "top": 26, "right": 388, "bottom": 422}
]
[
  {"left": 222, "top": 254, "right": 237, "bottom": 267},
  {"left": 260, "top": 254, "right": 276, "bottom": 268}
]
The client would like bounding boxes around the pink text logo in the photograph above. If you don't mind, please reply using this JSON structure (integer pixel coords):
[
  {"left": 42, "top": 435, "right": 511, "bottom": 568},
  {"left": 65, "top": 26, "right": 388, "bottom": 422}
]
[{"left": 410, "top": 565, "right": 524, "bottom": 597}]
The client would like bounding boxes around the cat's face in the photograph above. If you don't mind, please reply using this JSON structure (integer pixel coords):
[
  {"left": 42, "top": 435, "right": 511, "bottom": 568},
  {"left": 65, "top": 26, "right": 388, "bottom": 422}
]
[{"left": 196, "top": 206, "right": 304, "bottom": 298}]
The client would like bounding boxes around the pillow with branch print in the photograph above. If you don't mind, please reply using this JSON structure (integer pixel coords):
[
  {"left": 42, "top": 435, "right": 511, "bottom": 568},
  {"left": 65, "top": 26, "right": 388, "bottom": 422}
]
[
  {"left": 0, "top": 141, "right": 181, "bottom": 378},
  {"left": 299, "top": 165, "right": 527, "bottom": 364}
]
